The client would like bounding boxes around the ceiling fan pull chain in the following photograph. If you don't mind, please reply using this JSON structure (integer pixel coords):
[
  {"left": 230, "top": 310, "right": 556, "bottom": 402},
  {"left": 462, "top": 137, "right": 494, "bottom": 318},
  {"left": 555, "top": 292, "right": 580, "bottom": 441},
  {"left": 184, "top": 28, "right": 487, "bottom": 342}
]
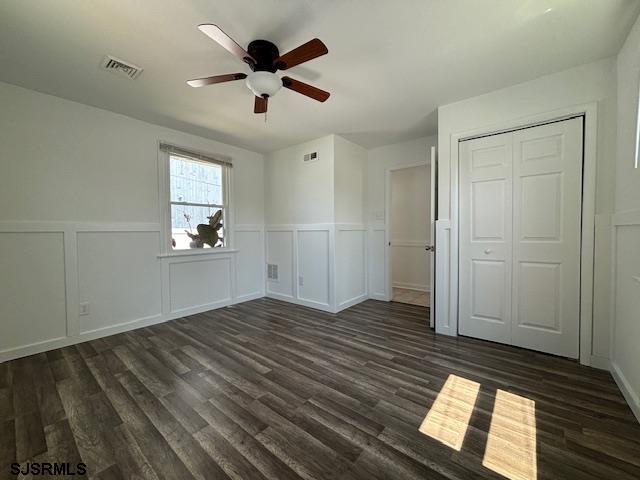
[{"left": 265, "top": 111, "right": 267, "bottom": 123}]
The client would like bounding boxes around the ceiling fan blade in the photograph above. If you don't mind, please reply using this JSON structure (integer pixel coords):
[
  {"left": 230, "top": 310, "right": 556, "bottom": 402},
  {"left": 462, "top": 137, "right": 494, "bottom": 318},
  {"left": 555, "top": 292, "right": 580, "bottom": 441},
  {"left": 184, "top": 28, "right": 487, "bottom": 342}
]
[
  {"left": 198, "top": 24, "right": 255, "bottom": 64},
  {"left": 282, "top": 76, "right": 330, "bottom": 102},
  {"left": 254, "top": 96, "right": 268, "bottom": 114},
  {"left": 187, "top": 73, "right": 247, "bottom": 88},
  {"left": 274, "top": 38, "right": 328, "bottom": 70}
]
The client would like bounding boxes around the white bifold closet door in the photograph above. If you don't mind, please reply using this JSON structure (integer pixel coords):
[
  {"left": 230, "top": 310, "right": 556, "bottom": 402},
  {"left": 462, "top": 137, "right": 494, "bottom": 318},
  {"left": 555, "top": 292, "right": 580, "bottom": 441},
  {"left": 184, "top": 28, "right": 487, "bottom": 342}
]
[{"left": 459, "top": 117, "right": 583, "bottom": 358}]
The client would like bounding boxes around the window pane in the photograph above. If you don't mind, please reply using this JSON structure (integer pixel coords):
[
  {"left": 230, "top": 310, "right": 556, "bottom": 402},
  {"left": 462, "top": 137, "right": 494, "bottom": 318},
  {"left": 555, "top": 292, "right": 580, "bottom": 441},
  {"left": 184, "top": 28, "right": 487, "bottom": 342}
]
[
  {"left": 171, "top": 205, "right": 225, "bottom": 250},
  {"left": 170, "top": 155, "right": 223, "bottom": 205}
]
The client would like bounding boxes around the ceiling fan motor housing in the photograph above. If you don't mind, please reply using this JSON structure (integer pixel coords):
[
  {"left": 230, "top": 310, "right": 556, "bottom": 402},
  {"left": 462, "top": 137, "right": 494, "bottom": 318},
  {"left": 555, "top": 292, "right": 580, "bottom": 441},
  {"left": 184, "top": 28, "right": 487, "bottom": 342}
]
[{"left": 247, "top": 40, "right": 280, "bottom": 72}]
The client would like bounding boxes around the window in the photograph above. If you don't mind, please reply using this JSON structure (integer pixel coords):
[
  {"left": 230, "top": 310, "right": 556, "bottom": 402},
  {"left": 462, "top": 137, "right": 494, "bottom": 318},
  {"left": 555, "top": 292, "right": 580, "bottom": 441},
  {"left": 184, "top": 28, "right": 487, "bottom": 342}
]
[{"left": 160, "top": 144, "right": 231, "bottom": 251}]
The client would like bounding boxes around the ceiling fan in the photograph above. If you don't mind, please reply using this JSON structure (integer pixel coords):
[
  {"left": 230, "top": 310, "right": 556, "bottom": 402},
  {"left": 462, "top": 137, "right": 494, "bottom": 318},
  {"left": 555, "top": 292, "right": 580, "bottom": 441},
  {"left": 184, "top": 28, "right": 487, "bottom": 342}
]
[{"left": 187, "top": 24, "right": 330, "bottom": 114}]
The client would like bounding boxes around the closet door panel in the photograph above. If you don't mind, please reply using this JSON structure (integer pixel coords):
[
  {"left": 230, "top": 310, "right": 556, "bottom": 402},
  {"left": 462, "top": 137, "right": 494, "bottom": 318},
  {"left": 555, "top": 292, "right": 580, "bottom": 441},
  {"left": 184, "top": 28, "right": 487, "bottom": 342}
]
[
  {"left": 511, "top": 118, "right": 583, "bottom": 358},
  {"left": 459, "top": 133, "right": 513, "bottom": 344}
]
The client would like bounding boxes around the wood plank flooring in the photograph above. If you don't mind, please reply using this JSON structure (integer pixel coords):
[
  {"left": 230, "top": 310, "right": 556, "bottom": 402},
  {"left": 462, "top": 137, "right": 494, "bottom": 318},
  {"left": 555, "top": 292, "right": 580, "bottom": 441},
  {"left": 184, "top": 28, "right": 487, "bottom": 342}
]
[{"left": 1, "top": 298, "right": 639, "bottom": 479}]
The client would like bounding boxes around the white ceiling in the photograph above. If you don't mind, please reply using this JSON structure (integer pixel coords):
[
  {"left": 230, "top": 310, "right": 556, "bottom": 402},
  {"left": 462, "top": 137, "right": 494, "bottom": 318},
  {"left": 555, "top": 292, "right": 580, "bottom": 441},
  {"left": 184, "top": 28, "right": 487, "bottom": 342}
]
[{"left": 0, "top": 0, "right": 638, "bottom": 153}]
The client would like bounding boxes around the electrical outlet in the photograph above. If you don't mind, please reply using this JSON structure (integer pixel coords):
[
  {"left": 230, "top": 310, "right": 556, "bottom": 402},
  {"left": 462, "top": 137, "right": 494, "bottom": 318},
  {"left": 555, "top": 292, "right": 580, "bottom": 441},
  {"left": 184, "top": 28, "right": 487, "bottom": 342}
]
[
  {"left": 299, "top": 275, "right": 304, "bottom": 287},
  {"left": 79, "top": 302, "right": 90, "bottom": 316}
]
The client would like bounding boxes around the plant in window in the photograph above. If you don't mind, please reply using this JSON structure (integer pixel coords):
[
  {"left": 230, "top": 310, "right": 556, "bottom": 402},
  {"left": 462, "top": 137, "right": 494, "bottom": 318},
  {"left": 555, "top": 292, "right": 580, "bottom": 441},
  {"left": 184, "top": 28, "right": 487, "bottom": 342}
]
[
  {"left": 182, "top": 212, "right": 204, "bottom": 248},
  {"left": 199, "top": 210, "right": 224, "bottom": 247},
  {"left": 184, "top": 210, "right": 224, "bottom": 248}
]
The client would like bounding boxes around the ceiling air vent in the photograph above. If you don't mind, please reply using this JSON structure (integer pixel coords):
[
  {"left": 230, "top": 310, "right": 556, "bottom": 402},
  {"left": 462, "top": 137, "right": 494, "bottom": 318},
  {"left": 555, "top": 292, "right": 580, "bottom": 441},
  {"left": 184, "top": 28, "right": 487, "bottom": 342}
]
[
  {"left": 100, "top": 55, "right": 143, "bottom": 80},
  {"left": 303, "top": 152, "right": 319, "bottom": 163}
]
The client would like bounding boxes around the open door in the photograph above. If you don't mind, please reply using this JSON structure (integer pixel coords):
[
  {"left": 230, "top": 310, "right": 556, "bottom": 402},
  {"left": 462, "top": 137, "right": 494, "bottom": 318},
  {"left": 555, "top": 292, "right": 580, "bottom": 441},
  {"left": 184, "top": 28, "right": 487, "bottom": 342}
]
[
  {"left": 429, "top": 146, "right": 436, "bottom": 328},
  {"left": 387, "top": 162, "right": 433, "bottom": 309}
]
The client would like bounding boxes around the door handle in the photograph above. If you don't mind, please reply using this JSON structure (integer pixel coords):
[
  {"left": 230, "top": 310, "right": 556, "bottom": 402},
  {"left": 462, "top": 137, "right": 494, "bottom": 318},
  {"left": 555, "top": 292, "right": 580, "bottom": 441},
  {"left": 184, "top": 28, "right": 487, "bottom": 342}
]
[
  {"left": 425, "top": 245, "right": 434, "bottom": 251},
  {"left": 484, "top": 248, "right": 493, "bottom": 254}
]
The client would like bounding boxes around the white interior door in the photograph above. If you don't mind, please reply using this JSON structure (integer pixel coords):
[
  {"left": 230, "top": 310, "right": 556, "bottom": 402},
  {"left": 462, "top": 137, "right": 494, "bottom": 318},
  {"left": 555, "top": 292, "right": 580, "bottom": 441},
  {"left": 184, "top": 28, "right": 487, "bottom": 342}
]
[
  {"left": 458, "top": 117, "right": 583, "bottom": 358},
  {"left": 459, "top": 132, "right": 513, "bottom": 344}
]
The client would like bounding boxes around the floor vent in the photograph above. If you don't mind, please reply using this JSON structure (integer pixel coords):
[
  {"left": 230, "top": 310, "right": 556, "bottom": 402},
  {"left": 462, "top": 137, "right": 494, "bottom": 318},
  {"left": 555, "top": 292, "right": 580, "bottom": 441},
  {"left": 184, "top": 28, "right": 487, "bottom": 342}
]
[
  {"left": 100, "top": 55, "right": 143, "bottom": 80},
  {"left": 267, "top": 264, "right": 278, "bottom": 281}
]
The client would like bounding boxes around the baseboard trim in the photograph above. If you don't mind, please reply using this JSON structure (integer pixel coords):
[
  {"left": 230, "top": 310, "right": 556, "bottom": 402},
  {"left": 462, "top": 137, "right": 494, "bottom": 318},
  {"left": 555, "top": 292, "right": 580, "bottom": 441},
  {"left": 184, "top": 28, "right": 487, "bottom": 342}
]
[
  {"left": 265, "top": 291, "right": 296, "bottom": 302},
  {"left": 392, "top": 282, "right": 430, "bottom": 292},
  {"left": 1, "top": 310, "right": 170, "bottom": 363},
  {"left": 611, "top": 361, "right": 640, "bottom": 424},
  {"left": 336, "top": 294, "right": 368, "bottom": 313},
  {"left": 297, "top": 297, "right": 333, "bottom": 313},
  {"left": 0, "top": 298, "right": 244, "bottom": 364},
  {"left": 589, "top": 355, "right": 611, "bottom": 371},
  {"left": 170, "top": 298, "right": 232, "bottom": 317},
  {"left": 369, "top": 293, "right": 388, "bottom": 301},
  {"left": 234, "top": 292, "right": 264, "bottom": 304},
  {"left": 265, "top": 292, "right": 334, "bottom": 313},
  {"left": 79, "top": 313, "right": 164, "bottom": 337},
  {"left": 0, "top": 336, "right": 70, "bottom": 363}
]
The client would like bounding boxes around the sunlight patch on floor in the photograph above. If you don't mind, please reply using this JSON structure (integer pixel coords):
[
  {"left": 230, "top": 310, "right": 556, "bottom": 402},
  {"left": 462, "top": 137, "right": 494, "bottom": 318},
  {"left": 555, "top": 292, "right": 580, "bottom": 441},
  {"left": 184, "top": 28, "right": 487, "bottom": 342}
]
[
  {"left": 483, "top": 389, "right": 537, "bottom": 480},
  {"left": 418, "top": 374, "right": 480, "bottom": 450}
]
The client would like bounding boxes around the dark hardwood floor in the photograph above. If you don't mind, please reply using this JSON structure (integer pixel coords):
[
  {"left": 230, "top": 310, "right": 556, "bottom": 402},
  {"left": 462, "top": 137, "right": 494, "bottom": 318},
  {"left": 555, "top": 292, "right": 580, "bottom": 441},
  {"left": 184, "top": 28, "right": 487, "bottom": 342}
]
[{"left": 1, "top": 298, "right": 639, "bottom": 479}]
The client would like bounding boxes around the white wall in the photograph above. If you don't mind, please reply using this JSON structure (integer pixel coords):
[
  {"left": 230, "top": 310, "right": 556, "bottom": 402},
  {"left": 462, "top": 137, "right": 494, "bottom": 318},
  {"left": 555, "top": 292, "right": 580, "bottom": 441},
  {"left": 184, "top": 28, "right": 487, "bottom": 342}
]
[
  {"left": 366, "top": 136, "right": 436, "bottom": 300},
  {"left": 0, "top": 81, "right": 265, "bottom": 362},
  {"left": 264, "top": 134, "right": 367, "bottom": 312},
  {"left": 436, "top": 58, "right": 617, "bottom": 364},
  {"left": 390, "top": 165, "right": 431, "bottom": 291},
  {"left": 612, "top": 15, "right": 640, "bottom": 422},
  {"left": 265, "top": 135, "right": 334, "bottom": 225},
  {"left": 438, "top": 58, "right": 617, "bottom": 219},
  {"left": 334, "top": 135, "right": 366, "bottom": 224}
]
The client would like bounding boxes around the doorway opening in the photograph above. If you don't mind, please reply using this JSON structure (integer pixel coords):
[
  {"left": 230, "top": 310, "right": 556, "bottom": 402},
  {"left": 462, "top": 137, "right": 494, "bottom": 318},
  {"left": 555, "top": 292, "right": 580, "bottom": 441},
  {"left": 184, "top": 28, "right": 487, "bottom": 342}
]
[{"left": 388, "top": 164, "right": 432, "bottom": 309}]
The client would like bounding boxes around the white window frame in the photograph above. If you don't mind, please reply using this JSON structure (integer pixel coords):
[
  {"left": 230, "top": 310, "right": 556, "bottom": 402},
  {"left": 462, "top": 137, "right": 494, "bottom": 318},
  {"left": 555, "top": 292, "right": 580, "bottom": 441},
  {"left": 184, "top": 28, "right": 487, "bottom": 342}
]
[{"left": 158, "top": 142, "right": 234, "bottom": 255}]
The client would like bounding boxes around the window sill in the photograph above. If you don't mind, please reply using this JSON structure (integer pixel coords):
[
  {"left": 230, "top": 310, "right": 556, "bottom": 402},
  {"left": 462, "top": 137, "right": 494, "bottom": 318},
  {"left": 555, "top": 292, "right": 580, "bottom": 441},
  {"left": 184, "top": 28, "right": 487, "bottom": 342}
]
[{"left": 157, "top": 248, "right": 238, "bottom": 259}]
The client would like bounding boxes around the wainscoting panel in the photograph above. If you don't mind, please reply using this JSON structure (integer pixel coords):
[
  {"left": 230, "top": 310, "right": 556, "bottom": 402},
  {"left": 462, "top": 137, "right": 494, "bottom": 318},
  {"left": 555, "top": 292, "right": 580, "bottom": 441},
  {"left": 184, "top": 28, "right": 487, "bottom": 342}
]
[
  {"left": 0, "top": 221, "right": 263, "bottom": 363},
  {"left": 169, "top": 256, "right": 233, "bottom": 313},
  {"left": 77, "top": 231, "right": 162, "bottom": 335},
  {"left": 266, "top": 229, "right": 295, "bottom": 298},
  {"left": 610, "top": 211, "right": 640, "bottom": 422},
  {"left": 0, "top": 231, "right": 67, "bottom": 354},
  {"left": 297, "top": 229, "right": 330, "bottom": 307},
  {"left": 234, "top": 226, "right": 265, "bottom": 302},
  {"left": 368, "top": 226, "right": 387, "bottom": 300},
  {"left": 435, "top": 219, "right": 453, "bottom": 335},
  {"left": 336, "top": 227, "right": 367, "bottom": 309},
  {"left": 592, "top": 213, "right": 612, "bottom": 361},
  {"left": 265, "top": 224, "right": 342, "bottom": 313}
]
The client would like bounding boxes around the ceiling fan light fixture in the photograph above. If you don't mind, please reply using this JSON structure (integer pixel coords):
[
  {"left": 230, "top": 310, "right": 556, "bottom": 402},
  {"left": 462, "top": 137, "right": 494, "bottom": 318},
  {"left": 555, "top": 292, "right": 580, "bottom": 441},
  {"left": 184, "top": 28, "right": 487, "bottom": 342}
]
[{"left": 245, "top": 71, "right": 282, "bottom": 98}]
